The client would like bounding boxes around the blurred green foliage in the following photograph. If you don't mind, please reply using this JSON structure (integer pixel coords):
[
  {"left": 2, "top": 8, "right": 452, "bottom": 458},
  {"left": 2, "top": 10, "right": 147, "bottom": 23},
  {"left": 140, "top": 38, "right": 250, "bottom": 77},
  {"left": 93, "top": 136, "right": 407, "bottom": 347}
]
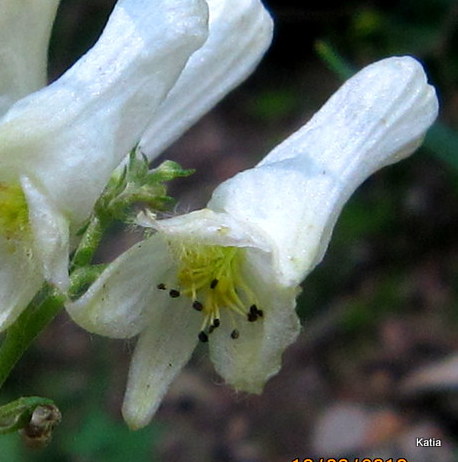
[{"left": 0, "top": 337, "right": 163, "bottom": 461}]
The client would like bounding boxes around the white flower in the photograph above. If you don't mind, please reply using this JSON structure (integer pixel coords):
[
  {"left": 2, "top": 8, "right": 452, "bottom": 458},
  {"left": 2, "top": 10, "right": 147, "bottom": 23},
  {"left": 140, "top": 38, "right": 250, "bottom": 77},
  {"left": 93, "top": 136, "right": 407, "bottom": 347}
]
[
  {"left": 0, "top": 0, "right": 272, "bottom": 330},
  {"left": 67, "top": 56, "right": 438, "bottom": 430}
]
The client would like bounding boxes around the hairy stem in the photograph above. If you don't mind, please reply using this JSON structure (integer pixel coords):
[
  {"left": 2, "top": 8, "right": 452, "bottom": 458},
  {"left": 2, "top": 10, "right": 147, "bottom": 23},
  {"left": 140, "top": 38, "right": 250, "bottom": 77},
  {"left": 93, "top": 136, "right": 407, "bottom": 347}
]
[
  {"left": 71, "top": 214, "right": 106, "bottom": 269},
  {"left": 0, "top": 290, "right": 65, "bottom": 389}
]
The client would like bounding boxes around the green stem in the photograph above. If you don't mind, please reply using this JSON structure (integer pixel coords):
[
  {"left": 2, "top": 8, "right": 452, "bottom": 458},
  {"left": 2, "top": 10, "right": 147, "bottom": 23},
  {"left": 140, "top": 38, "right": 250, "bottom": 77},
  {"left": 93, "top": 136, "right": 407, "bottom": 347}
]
[
  {"left": 71, "top": 214, "right": 106, "bottom": 270},
  {"left": 0, "top": 213, "right": 109, "bottom": 390},
  {"left": 0, "top": 290, "right": 65, "bottom": 389}
]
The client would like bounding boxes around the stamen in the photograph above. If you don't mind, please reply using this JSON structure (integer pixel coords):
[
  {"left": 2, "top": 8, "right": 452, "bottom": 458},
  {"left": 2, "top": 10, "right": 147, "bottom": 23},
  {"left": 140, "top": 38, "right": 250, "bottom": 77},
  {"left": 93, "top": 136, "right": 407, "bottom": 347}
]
[
  {"left": 212, "top": 318, "right": 220, "bottom": 328},
  {"left": 247, "top": 304, "right": 264, "bottom": 322},
  {"left": 210, "top": 278, "right": 219, "bottom": 289},
  {"left": 157, "top": 283, "right": 167, "bottom": 290},
  {"left": 247, "top": 312, "right": 258, "bottom": 322},
  {"left": 230, "top": 329, "right": 239, "bottom": 339},
  {"left": 198, "top": 331, "right": 209, "bottom": 343},
  {"left": 192, "top": 301, "right": 203, "bottom": 311},
  {"left": 169, "top": 289, "right": 180, "bottom": 298}
]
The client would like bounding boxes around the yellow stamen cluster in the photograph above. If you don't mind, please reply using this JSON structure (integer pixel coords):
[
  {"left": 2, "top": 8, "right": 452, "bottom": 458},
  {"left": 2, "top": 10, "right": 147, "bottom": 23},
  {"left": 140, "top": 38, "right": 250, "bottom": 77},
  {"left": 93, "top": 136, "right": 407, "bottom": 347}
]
[
  {"left": 0, "top": 182, "right": 29, "bottom": 241},
  {"left": 162, "top": 242, "right": 262, "bottom": 342}
]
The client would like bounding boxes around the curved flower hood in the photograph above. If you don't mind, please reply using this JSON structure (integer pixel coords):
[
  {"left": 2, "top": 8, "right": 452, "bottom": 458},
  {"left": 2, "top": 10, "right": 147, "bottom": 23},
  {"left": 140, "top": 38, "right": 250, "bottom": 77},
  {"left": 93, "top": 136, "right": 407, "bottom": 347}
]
[
  {"left": 67, "top": 56, "right": 439, "bottom": 429},
  {"left": 209, "top": 56, "right": 438, "bottom": 286},
  {"left": 0, "top": 0, "right": 273, "bottom": 330}
]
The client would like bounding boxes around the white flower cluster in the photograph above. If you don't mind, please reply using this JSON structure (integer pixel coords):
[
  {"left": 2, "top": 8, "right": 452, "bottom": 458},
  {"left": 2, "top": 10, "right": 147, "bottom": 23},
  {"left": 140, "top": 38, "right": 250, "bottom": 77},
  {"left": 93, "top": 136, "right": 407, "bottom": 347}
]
[
  {"left": 0, "top": 0, "right": 271, "bottom": 328},
  {"left": 0, "top": 0, "right": 438, "bottom": 429}
]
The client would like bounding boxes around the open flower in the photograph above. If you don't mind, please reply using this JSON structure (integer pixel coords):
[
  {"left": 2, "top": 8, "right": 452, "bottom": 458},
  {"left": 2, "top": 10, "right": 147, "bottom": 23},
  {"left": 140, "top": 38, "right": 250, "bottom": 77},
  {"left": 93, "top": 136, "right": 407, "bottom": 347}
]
[
  {"left": 0, "top": 0, "right": 272, "bottom": 330},
  {"left": 67, "top": 56, "right": 438, "bottom": 429}
]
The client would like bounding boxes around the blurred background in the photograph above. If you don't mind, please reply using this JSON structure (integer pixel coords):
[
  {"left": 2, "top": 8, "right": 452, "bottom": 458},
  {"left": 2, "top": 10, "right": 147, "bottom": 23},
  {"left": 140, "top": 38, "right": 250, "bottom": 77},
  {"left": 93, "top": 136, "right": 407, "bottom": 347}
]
[{"left": 2, "top": 0, "right": 458, "bottom": 460}]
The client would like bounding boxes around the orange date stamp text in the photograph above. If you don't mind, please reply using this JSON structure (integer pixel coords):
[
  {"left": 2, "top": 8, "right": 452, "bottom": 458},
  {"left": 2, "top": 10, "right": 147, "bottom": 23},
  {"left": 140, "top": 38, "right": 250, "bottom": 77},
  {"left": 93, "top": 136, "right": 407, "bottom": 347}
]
[{"left": 291, "top": 459, "right": 409, "bottom": 462}]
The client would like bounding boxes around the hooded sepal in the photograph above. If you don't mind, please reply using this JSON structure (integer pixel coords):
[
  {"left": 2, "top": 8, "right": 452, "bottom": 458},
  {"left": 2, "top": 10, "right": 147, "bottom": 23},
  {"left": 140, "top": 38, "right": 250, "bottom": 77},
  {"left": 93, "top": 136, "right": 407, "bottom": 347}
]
[{"left": 209, "top": 56, "right": 439, "bottom": 286}]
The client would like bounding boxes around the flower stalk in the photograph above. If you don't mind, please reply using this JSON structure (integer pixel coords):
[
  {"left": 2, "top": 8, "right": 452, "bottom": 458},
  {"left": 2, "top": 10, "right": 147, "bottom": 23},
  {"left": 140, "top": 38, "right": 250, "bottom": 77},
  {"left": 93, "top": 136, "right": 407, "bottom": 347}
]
[{"left": 0, "top": 288, "right": 65, "bottom": 390}]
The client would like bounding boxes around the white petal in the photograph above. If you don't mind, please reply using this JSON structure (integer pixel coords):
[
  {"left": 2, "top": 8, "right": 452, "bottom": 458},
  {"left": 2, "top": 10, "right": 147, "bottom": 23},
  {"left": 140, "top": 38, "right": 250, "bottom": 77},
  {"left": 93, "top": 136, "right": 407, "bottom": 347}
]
[
  {"left": 209, "top": 273, "right": 300, "bottom": 393},
  {"left": 209, "top": 56, "right": 438, "bottom": 285},
  {"left": 0, "top": 0, "right": 209, "bottom": 227},
  {"left": 21, "top": 175, "right": 69, "bottom": 290},
  {"left": 0, "top": 236, "right": 43, "bottom": 330},
  {"left": 140, "top": 0, "right": 272, "bottom": 160},
  {"left": 122, "top": 298, "right": 201, "bottom": 429},
  {"left": 0, "top": 0, "right": 60, "bottom": 115},
  {"left": 66, "top": 236, "right": 172, "bottom": 339},
  {"left": 139, "top": 208, "right": 271, "bottom": 251}
]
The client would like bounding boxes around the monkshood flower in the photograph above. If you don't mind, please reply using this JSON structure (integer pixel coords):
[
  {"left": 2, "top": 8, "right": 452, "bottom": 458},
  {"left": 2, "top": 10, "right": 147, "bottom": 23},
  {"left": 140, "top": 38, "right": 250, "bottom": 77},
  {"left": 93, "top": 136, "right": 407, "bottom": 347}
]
[
  {"left": 67, "top": 56, "right": 438, "bottom": 429},
  {"left": 0, "top": 0, "right": 272, "bottom": 330}
]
